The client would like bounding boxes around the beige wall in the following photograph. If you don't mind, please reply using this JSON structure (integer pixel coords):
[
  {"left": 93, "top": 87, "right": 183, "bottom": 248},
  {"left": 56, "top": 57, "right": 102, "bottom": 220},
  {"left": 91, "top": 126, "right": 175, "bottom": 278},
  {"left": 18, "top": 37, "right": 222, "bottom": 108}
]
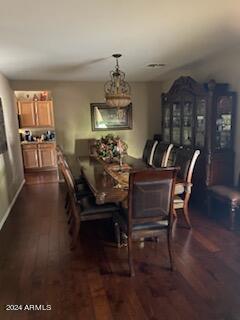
[
  {"left": 0, "top": 73, "right": 24, "bottom": 227},
  {"left": 11, "top": 81, "right": 162, "bottom": 170}
]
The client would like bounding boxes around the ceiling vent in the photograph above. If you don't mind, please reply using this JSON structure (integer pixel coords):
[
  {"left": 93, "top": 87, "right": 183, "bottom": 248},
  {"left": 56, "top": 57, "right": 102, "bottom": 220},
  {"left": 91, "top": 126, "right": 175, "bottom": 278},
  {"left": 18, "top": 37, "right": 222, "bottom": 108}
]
[{"left": 147, "top": 63, "right": 165, "bottom": 68}]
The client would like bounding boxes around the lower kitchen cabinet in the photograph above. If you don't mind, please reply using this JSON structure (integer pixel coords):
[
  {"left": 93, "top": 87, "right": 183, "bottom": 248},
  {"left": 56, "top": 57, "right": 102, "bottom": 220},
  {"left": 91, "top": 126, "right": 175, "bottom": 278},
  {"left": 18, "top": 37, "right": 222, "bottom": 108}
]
[
  {"left": 38, "top": 143, "right": 57, "bottom": 168},
  {"left": 22, "top": 144, "right": 39, "bottom": 169},
  {"left": 22, "top": 142, "right": 57, "bottom": 171}
]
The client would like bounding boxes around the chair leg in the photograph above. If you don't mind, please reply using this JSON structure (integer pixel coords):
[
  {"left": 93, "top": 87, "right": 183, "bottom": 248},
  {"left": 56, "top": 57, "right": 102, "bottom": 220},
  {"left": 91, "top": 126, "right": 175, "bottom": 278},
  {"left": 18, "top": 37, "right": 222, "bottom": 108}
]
[
  {"left": 114, "top": 221, "right": 121, "bottom": 248},
  {"left": 229, "top": 202, "right": 237, "bottom": 231},
  {"left": 167, "top": 228, "right": 174, "bottom": 271},
  {"left": 68, "top": 213, "right": 74, "bottom": 235},
  {"left": 67, "top": 213, "right": 72, "bottom": 225},
  {"left": 65, "top": 193, "right": 69, "bottom": 210},
  {"left": 172, "top": 208, "right": 177, "bottom": 219},
  {"left": 70, "top": 216, "right": 81, "bottom": 250},
  {"left": 183, "top": 193, "right": 192, "bottom": 229},
  {"left": 128, "top": 235, "right": 135, "bottom": 277},
  {"left": 207, "top": 193, "right": 212, "bottom": 218}
]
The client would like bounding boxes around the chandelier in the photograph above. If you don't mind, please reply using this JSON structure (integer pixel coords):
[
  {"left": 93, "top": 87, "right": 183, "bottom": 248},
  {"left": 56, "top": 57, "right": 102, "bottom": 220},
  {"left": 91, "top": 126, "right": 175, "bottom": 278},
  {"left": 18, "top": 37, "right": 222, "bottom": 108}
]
[{"left": 104, "top": 54, "right": 131, "bottom": 108}]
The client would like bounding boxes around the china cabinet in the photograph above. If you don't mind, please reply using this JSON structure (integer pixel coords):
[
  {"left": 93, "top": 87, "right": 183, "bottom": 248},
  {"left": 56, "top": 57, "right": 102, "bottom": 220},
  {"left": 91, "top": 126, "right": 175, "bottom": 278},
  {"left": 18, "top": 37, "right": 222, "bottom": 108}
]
[
  {"left": 162, "top": 77, "right": 208, "bottom": 149},
  {"left": 161, "top": 76, "right": 236, "bottom": 203}
]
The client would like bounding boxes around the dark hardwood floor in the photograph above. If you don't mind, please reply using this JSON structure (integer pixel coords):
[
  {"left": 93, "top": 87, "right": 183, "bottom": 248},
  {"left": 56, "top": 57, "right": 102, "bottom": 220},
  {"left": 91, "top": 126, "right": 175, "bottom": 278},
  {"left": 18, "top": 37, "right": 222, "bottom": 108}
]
[
  {"left": 24, "top": 170, "right": 59, "bottom": 185},
  {"left": 1, "top": 181, "right": 240, "bottom": 320}
]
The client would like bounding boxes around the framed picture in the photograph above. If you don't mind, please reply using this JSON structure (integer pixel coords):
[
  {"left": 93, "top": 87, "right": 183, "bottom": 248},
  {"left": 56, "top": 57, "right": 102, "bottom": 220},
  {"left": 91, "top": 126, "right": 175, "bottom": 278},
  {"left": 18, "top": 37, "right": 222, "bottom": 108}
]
[
  {"left": 90, "top": 103, "right": 132, "bottom": 131},
  {"left": 0, "top": 98, "right": 7, "bottom": 154}
]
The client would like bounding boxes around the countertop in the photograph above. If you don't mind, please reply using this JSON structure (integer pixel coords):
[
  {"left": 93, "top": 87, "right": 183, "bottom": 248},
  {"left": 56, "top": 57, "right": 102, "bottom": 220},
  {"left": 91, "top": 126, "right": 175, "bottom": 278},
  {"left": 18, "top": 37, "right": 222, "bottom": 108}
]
[{"left": 21, "top": 140, "right": 56, "bottom": 145}]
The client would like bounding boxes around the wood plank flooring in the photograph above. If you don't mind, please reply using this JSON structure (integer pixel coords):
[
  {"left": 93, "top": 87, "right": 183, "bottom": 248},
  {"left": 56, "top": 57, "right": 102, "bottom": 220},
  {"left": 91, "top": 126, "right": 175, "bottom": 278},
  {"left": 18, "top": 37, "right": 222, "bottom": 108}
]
[
  {"left": 1, "top": 182, "right": 240, "bottom": 320},
  {"left": 24, "top": 170, "right": 59, "bottom": 185}
]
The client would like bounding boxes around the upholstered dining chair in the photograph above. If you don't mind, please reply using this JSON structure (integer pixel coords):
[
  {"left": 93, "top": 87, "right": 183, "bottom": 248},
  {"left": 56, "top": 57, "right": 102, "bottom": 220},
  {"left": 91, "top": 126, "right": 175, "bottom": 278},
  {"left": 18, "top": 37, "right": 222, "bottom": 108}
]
[
  {"left": 114, "top": 168, "right": 178, "bottom": 277},
  {"left": 151, "top": 142, "right": 174, "bottom": 168},
  {"left": 56, "top": 145, "right": 86, "bottom": 184},
  {"left": 142, "top": 139, "right": 158, "bottom": 166},
  {"left": 59, "top": 158, "right": 120, "bottom": 249},
  {"left": 173, "top": 147, "right": 200, "bottom": 228},
  {"left": 56, "top": 145, "right": 91, "bottom": 211}
]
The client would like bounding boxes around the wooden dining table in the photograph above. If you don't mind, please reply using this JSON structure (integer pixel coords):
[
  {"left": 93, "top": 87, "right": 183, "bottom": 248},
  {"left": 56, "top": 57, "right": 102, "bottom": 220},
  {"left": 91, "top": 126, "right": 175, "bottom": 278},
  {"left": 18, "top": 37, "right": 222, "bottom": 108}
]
[
  {"left": 78, "top": 155, "right": 147, "bottom": 205},
  {"left": 78, "top": 155, "right": 186, "bottom": 208}
]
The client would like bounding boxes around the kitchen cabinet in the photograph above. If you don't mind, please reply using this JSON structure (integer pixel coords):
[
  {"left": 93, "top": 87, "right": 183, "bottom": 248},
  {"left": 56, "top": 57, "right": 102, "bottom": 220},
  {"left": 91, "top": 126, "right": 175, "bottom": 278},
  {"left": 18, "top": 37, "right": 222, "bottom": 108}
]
[
  {"left": 17, "top": 101, "right": 36, "bottom": 127},
  {"left": 22, "top": 142, "right": 57, "bottom": 171},
  {"left": 38, "top": 143, "right": 57, "bottom": 168},
  {"left": 22, "top": 144, "right": 39, "bottom": 169},
  {"left": 35, "top": 101, "right": 54, "bottom": 127},
  {"left": 18, "top": 100, "right": 54, "bottom": 128}
]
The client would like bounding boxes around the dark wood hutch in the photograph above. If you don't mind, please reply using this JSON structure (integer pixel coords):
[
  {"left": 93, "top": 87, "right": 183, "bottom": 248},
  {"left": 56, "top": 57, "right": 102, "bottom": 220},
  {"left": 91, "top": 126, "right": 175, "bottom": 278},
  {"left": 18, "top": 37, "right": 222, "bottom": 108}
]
[{"left": 161, "top": 76, "right": 236, "bottom": 205}]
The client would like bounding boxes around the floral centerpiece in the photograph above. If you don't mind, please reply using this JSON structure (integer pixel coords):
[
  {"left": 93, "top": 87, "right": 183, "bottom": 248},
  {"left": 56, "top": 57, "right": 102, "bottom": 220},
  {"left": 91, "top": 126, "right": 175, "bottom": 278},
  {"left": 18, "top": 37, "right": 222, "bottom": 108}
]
[{"left": 96, "top": 134, "right": 128, "bottom": 162}]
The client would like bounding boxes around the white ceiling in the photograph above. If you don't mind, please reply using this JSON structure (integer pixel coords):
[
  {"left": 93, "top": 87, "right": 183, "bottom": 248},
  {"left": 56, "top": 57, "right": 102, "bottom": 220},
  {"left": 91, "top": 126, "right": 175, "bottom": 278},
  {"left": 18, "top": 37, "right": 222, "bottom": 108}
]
[{"left": 0, "top": 0, "right": 239, "bottom": 81}]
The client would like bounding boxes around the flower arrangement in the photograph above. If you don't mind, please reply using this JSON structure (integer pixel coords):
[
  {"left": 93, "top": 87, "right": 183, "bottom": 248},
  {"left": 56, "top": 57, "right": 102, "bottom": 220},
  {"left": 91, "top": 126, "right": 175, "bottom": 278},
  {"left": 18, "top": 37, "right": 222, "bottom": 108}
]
[{"left": 96, "top": 134, "right": 128, "bottom": 162}]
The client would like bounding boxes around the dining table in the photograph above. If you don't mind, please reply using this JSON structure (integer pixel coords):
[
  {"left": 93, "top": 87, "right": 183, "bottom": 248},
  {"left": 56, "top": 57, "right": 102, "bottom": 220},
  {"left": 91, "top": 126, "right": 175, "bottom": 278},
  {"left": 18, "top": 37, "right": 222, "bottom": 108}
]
[
  {"left": 78, "top": 155, "right": 147, "bottom": 205},
  {"left": 78, "top": 155, "right": 187, "bottom": 247},
  {"left": 78, "top": 155, "right": 187, "bottom": 207}
]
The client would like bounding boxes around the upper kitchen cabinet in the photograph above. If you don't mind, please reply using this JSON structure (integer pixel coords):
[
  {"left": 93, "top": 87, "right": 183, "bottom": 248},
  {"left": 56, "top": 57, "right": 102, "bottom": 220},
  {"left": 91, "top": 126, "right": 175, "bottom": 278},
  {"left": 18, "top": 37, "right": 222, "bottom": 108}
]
[
  {"left": 18, "top": 100, "right": 54, "bottom": 128},
  {"left": 35, "top": 101, "right": 54, "bottom": 127},
  {"left": 17, "top": 101, "right": 36, "bottom": 127}
]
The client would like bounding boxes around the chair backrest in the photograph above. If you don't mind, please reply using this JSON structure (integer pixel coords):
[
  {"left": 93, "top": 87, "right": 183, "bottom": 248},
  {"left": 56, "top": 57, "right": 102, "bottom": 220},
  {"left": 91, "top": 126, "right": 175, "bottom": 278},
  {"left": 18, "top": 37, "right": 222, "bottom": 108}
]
[
  {"left": 128, "top": 168, "right": 178, "bottom": 226},
  {"left": 58, "top": 156, "right": 74, "bottom": 190},
  {"left": 56, "top": 144, "right": 63, "bottom": 154},
  {"left": 173, "top": 147, "right": 200, "bottom": 183},
  {"left": 59, "top": 160, "right": 82, "bottom": 228},
  {"left": 56, "top": 145, "right": 64, "bottom": 161},
  {"left": 88, "top": 139, "right": 98, "bottom": 157},
  {"left": 142, "top": 139, "right": 158, "bottom": 165},
  {"left": 56, "top": 145, "right": 78, "bottom": 182},
  {"left": 152, "top": 142, "right": 173, "bottom": 168}
]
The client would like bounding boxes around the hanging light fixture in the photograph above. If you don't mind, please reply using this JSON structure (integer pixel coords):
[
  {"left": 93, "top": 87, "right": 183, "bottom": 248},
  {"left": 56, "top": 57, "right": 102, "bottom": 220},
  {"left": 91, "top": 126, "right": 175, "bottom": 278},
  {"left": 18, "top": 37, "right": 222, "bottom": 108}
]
[{"left": 104, "top": 54, "right": 131, "bottom": 108}]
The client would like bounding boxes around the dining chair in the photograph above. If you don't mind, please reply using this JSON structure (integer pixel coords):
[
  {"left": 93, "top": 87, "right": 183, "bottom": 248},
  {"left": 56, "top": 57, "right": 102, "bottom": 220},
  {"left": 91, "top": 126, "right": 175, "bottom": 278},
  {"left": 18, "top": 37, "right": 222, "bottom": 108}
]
[
  {"left": 165, "top": 145, "right": 179, "bottom": 167},
  {"left": 88, "top": 139, "right": 98, "bottom": 157},
  {"left": 114, "top": 167, "right": 178, "bottom": 277},
  {"left": 59, "top": 158, "right": 120, "bottom": 249},
  {"left": 56, "top": 145, "right": 91, "bottom": 210},
  {"left": 142, "top": 139, "right": 158, "bottom": 165},
  {"left": 151, "top": 142, "right": 174, "bottom": 168},
  {"left": 56, "top": 145, "right": 86, "bottom": 183},
  {"left": 173, "top": 147, "right": 200, "bottom": 228}
]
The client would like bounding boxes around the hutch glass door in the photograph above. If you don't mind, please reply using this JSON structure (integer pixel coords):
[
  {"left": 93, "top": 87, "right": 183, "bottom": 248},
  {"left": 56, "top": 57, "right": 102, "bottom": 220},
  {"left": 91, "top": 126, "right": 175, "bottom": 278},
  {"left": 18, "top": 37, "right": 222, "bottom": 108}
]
[
  {"left": 182, "top": 100, "right": 193, "bottom": 145},
  {"left": 172, "top": 103, "right": 181, "bottom": 144},
  {"left": 163, "top": 104, "right": 171, "bottom": 143},
  {"left": 215, "top": 95, "right": 233, "bottom": 149},
  {"left": 195, "top": 98, "right": 207, "bottom": 148}
]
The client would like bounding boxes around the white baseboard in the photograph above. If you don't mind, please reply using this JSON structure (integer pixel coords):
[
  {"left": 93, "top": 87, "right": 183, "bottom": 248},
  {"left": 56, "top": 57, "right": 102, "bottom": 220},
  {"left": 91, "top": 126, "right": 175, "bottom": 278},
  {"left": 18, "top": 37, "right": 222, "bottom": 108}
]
[{"left": 0, "top": 179, "right": 25, "bottom": 231}]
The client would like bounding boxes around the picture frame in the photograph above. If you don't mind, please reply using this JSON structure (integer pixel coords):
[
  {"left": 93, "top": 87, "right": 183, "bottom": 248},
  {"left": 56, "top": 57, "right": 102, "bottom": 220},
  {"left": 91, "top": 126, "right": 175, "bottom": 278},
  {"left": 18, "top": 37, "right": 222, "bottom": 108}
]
[
  {"left": 90, "top": 103, "right": 132, "bottom": 131},
  {"left": 0, "top": 98, "right": 8, "bottom": 154}
]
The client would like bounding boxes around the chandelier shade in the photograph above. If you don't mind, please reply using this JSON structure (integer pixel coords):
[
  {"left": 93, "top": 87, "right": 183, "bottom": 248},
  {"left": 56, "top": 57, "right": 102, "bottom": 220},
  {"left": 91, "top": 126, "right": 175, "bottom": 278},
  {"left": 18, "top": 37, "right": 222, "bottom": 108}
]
[{"left": 104, "top": 54, "right": 131, "bottom": 108}]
